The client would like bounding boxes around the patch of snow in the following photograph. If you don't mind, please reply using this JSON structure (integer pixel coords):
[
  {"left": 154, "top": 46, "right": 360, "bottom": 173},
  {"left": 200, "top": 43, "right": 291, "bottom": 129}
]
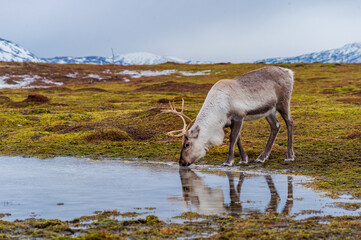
[
  {"left": 42, "top": 79, "right": 63, "bottom": 86},
  {"left": 117, "top": 70, "right": 177, "bottom": 78},
  {"left": 84, "top": 74, "right": 103, "bottom": 80},
  {"left": 0, "top": 74, "right": 38, "bottom": 89},
  {"left": 65, "top": 72, "right": 78, "bottom": 78},
  {"left": 0, "top": 75, "right": 11, "bottom": 88},
  {"left": 179, "top": 70, "right": 211, "bottom": 76},
  {"left": 123, "top": 78, "right": 131, "bottom": 82},
  {"left": 215, "top": 70, "right": 226, "bottom": 74},
  {"left": 0, "top": 74, "right": 63, "bottom": 89},
  {"left": 117, "top": 69, "right": 211, "bottom": 78}
]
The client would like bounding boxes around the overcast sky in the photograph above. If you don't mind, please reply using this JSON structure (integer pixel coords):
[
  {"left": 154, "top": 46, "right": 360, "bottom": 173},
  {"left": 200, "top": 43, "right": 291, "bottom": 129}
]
[{"left": 1, "top": 0, "right": 361, "bottom": 62}]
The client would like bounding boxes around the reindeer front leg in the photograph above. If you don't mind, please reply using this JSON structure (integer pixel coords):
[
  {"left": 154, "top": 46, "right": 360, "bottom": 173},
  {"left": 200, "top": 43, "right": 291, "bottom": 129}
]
[
  {"left": 222, "top": 119, "right": 243, "bottom": 167},
  {"left": 237, "top": 136, "right": 249, "bottom": 164}
]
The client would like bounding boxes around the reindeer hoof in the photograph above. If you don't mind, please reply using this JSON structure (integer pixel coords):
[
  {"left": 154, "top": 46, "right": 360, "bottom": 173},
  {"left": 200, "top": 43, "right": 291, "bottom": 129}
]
[
  {"left": 284, "top": 158, "right": 294, "bottom": 162},
  {"left": 239, "top": 156, "right": 249, "bottom": 164},
  {"left": 221, "top": 162, "right": 233, "bottom": 167},
  {"left": 284, "top": 152, "right": 295, "bottom": 161},
  {"left": 254, "top": 159, "right": 265, "bottom": 164}
]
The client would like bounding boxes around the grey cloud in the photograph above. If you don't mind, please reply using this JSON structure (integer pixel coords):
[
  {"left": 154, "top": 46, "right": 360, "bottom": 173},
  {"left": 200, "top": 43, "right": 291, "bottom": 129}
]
[{"left": 1, "top": 0, "right": 361, "bottom": 62}]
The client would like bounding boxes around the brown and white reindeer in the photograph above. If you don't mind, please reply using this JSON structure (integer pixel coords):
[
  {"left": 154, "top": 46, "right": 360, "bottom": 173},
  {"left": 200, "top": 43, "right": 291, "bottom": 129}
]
[{"left": 163, "top": 66, "right": 295, "bottom": 166}]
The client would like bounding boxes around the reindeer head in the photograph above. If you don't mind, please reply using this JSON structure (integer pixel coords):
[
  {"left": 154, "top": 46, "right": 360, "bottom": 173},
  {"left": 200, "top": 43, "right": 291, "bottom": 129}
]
[{"left": 162, "top": 99, "right": 206, "bottom": 166}]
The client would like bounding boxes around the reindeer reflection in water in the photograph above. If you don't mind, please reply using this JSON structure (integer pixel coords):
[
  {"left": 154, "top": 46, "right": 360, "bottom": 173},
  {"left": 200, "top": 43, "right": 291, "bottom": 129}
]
[{"left": 179, "top": 168, "right": 293, "bottom": 216}]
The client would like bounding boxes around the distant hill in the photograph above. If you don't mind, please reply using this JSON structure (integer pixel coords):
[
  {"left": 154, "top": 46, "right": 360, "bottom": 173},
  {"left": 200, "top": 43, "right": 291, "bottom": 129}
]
[
  {"left": 256, "top": 43, "right": 361, "bottom": 63},
  {"left": 3, "top": 37, "right": 361, "bottom": 65},
  {"left": 0, "top": 38, "right": 208, "bottom": 65},
  {"left": 43, "top": 52, "right": 192, "bottom": 65}
]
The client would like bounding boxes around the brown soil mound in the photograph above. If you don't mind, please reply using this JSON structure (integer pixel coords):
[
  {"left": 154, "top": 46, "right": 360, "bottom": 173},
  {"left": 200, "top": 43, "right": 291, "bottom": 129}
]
[
  {"left": 157, "top": 98, "right": 170, "bottom": 103},
  {"left": 122, "top": 126, "right": 153, "bottom": 140},
  {"left": 47, "top": 122, "right": 154, "bottom": 141},
  {"left": 23, "top": 94, "right": 50, "bottom": 103},
  {"left": 136, "top": 81, "right": 212, "bottom": 93},
  {"left": 8, "top": 94, "right": 50, "bottom": 107}
]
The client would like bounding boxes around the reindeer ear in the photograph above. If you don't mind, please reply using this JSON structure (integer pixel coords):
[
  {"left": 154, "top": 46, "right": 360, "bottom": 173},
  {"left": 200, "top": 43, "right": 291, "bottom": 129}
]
[{"left": 189, "top": 125, "right": 200, "bottom": 138}]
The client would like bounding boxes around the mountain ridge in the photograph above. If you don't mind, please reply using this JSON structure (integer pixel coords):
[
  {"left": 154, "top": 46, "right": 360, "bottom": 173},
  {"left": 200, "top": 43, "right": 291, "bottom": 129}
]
[
  {"left": 2, "top": 37, "right": 361, "bottom": 65},
  {"left": 0, "top": 38, "right": 206, "bottom": 65},
  {"left": 0, "top": 38, "right": 43, "bottom": 63},
  {"left": 256, "top": 42, "right": 361, "bottom": 63},
  {"left": 42, "top": 52, "right": 193, "bottom": 65}
]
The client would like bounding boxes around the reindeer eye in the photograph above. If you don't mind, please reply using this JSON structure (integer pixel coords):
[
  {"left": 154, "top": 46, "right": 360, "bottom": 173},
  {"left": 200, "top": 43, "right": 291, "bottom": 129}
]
[{"left": 185, "top": 143, "right": 190, "bottom": 148}]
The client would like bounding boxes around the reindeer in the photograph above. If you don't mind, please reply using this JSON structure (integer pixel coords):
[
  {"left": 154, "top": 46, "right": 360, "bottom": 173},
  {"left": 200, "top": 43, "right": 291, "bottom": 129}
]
[{"left": 162, "top": 66, "right": 294, "bottom": 166}]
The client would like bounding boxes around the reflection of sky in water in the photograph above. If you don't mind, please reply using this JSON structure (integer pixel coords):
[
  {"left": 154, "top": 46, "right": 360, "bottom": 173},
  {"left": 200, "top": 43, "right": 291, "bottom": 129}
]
[{"left": 0, "top": 156, "right": 359, "bottom": 221}]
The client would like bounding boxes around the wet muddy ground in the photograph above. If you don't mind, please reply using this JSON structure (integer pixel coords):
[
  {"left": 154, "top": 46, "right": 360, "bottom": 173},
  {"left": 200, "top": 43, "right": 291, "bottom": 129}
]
[{"left": 1, "top": 156, "right": 359, "bottom": 222}]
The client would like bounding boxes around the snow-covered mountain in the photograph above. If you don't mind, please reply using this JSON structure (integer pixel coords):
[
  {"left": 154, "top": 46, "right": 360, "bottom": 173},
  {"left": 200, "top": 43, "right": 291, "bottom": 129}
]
[
  {"left": 111, "top": 52, "right": 188, "bottom": 65},
  {"left": 256, "top": 42, "right": 361, "bottom": 63},
  {"left": 43, "top": 52, "right": 189, "bottom": 65},
  {"left": 0, "top": 38, "right": 43, "bottom": 63},
  {"left": 6, "top": 36, "right": 361, "bottom": 65},
  {"left": 0, "top": 38, "right": 205, "bottom": 65},
  {"left": 44, "top": 56, "right": 108, "bottom": 64}
]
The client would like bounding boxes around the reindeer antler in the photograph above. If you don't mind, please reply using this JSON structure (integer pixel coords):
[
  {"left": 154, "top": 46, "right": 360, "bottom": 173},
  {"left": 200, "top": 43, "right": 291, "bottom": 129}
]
[{"left": 161, "top": 98, "right": 193, "bottom": 137}]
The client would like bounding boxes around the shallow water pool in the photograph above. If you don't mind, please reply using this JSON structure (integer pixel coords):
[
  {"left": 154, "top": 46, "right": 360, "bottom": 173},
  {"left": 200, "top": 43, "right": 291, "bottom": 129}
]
[{"left": 0, "top": 156, "right": 359, "bottom": 221}]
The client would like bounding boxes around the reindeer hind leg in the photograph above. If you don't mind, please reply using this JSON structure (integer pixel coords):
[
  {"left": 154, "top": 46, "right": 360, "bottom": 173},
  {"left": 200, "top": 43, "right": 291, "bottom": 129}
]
[{"left": 277, "top": 102, "right": 295, "bottom": 161}]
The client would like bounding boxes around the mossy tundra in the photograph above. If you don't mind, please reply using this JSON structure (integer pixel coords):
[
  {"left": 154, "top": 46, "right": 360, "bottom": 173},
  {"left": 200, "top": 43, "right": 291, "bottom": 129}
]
[
  {"left": 0, "top": 62, "right": 360, "bottom": 238},
  {"left": 0, "top": 62, "right": 360, "bottom": 196},
  {"left": 0, "top": 210, "right": 360, "bottom": 239}
]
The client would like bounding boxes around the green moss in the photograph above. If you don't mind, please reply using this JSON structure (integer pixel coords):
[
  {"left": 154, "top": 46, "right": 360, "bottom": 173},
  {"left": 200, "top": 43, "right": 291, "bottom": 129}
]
[
  {"left": 145, "top": 215, "right": 161, "bottom": 225},
  {"left": 1, "top": 211, "right": 359, "bottom": 239},
  {"left": 175, "top": 212, "right": 203, "bottom": 221},
  {"left": 119, "top": 212, "right": 139, "bottom": 217},
  {"left": 331, "top": 202, "right": 361, "bottom": 211},
  {"left": 28, "top": 109, "right": 51, "bottom": 114}
]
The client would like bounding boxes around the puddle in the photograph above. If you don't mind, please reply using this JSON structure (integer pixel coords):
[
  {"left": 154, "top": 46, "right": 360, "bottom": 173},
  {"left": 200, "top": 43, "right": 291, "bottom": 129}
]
[{"left": 0, "top": 156, "right": 360, "bottom": 221}]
